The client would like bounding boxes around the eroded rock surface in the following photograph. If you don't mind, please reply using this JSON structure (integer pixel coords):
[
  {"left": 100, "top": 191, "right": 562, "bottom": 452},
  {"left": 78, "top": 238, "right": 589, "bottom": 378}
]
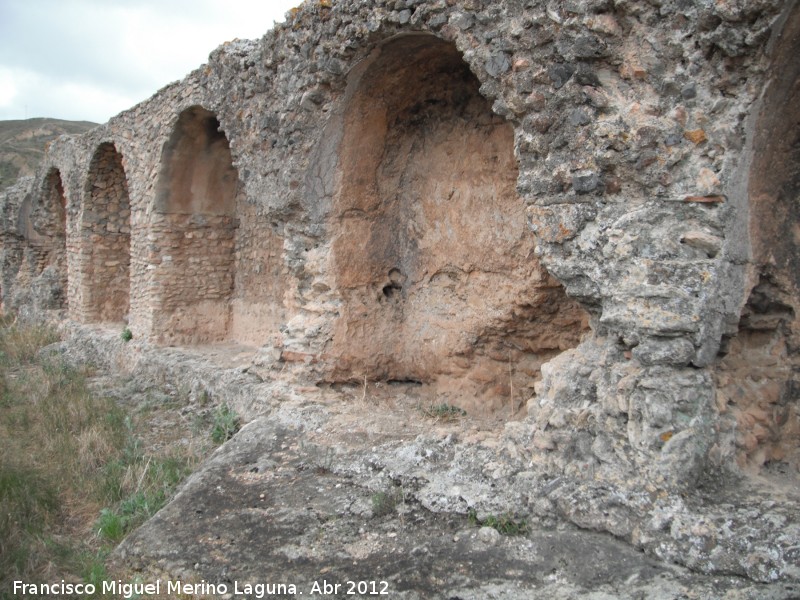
[
  {"left": 115, "top": 416, "right": 799, "bottom": 599},
  {"left": 55, "top": 326, "right": 799, "bottom": 595}
]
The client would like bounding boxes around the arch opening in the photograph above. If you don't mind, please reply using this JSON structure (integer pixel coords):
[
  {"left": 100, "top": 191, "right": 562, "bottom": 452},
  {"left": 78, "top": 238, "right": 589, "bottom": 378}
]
[
  {"left": 42, "top": 168, "right": 67, "bottom": 240},
  {"left": 715, "top": 5, "right": 800, "bottom": 477},
  {"left": 41, "top": 168, "right": 68, "bottom": 307},
  {"left": 150, "top": 106, "right": 239, "bottom": 345},
  {"left": 79, "top": 143, "right": 131, "bottom": 322},
  {"left": 10, "top": 168, "right": 69, "bottom": 311},
  {"left": 328, "top": 35, "right": 589, "bottom": 415}
]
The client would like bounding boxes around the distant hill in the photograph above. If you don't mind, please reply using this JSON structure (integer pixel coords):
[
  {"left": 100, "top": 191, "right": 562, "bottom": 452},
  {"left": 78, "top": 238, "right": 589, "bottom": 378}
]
[{"left": 0, "top": 118, "right": 98, "bottom": 192}]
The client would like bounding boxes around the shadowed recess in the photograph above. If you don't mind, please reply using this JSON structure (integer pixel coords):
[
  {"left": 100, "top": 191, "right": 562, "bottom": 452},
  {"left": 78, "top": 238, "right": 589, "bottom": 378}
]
[
  {"left": 79, "top": 143, "right": 131, "bottom": 323},
  {"left": 327, "top": 34, "right": 589, "bottom": 414}
]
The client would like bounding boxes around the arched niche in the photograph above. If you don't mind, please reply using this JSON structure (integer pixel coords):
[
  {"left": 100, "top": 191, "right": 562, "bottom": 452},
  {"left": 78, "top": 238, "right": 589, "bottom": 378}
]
[
  {"left": 42, "top": 168, "right": 67, "bottom": 237},
  {"left": 327, "top": 34, "right": 589, "bottom": 414},
  {"left": 79, "top": 143, "right": 131, "bottom": 322},
  {"left": 154, "top": 106, "right": 238, "bottom": 216},
  {"left": 715, "top": 5, "right": 800, "bottom": 475},
  {"left": 149, "top": 106, "right": 239, "bottom": 345},
  {"left": 10, "top": 168, "right": 69, "bottom": 310},
  {"left": 40, "top": 168, "right": 68, "bottom": 306}
]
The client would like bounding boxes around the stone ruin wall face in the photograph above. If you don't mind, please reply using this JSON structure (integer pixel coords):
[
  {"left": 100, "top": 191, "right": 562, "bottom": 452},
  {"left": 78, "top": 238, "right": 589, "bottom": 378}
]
[
  {"left": 714, "top": 3, "right": 800, "bottom": 475},
  {"left": 1, "top": 0, "right": 798, "bottom": 492},
  {"left": 149, "top": 106, "right": 240, "bottom": 344}
]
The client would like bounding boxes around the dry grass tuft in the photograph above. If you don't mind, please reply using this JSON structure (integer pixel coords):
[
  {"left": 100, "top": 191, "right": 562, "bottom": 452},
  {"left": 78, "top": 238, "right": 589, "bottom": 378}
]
[{"left": 0, "top": 318, "right": 205, "bottom": 596}]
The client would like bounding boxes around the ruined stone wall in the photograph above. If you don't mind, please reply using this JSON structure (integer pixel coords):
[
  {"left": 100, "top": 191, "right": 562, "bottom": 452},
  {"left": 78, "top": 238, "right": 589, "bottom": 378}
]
[
  {"left": 148, "top": 106, "right": 239, "bottom": 344},
  {"left": 0, "top": 0, "right": 797, "bottom": 499}
]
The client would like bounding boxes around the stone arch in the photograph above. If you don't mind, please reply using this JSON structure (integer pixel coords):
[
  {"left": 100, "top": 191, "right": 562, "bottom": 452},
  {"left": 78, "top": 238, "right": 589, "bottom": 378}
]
[
  {"left": 149, "top": 106, "right": 239, "bottom": 344},
  {"left": 39, "top": 168, "right": 68, "bottom": 306},
  {"left": 41, "top": 168, "right": 67, "bottom": 238},
  {"left": 76, "top": 143, "right": 131, "bottom": 323},
  {"left": 17, "top": 168, "right": 67, "bottom": 266},
  {"left": 715, "top": 4, "right": 800, "bottom": 475},
  {"left": 154, "top": 106, "right": 238, "bottom": 216},
  {"left": 327, "top": 34, "right": 589, "bottom": 413},
  {"left": 8, "top": 168, "right": 69, "bottom": 310}
]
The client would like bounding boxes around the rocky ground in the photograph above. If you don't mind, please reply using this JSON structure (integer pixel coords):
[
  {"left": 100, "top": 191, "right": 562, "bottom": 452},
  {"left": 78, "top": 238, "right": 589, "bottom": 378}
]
[{"left": 56, "top": 324, "right": 800, "bottom": 599}]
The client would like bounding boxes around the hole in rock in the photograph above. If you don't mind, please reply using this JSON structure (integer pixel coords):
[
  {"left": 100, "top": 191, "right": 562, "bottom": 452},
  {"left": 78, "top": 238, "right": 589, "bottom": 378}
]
[{"left": 382, "top": 283, "right": 401, "bottom": 299}]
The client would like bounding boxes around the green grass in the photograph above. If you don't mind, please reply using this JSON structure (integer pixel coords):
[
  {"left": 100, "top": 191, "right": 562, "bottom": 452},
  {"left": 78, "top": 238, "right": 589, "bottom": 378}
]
[
  {"left": 81, "top": 550, "right": 111, "bottom": 593},
  {"left": 97, "top": 509, "right": 126, "bottom": 543},
  {"left": 0, "top": 318, "right": 200, "bottom": 595},
  {"left": 371, "top": 486, "right": 404, "bottom": 518},
  {"left": 422, "top": 402, "right": 467, "bottom": 421},
  {"left": 211, "top": 403, "right": 240, "bottom": 444},
  {"left": 468, "top": 510, "right": 529, "bottom": 536}
]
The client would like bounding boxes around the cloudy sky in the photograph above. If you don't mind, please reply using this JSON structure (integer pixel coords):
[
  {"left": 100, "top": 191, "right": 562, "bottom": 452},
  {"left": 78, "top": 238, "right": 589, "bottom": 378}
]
[{"left": 0, "top": 0, "right": 297, "bottom": 123}]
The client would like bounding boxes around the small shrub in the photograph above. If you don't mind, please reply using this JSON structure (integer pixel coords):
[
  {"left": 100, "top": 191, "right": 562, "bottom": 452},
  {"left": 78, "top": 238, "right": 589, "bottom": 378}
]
[
  {"left": 468, "top": 510, "right": 528, "bottom": 536},
  {"left": 211, "top": 403, "right": 240, "bottom": 444},
  {"left": 371, "top": 488, "right": 402, "bottom": 517},
  {"left": 423, "top": 402, "right": 466, "bottom": 421},
  {"left": 121, "top": 328, "right": 133, "bottom": 342},
  {"left": 199, "top": 388, "right": 212, "bottom": 405}
]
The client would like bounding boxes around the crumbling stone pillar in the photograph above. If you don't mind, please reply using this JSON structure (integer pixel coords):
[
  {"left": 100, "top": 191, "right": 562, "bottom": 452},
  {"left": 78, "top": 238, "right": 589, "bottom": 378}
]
[
  {"left": 230, "top": 200, "right": 287, "bottom": 347},
  {"left": 1, "top": 168, "right": 70, "bottom": 312}
]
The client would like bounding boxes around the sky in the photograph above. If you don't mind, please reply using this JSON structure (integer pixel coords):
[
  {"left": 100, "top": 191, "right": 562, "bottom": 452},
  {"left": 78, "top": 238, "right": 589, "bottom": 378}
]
[{"left": 0, "top": 0, "right": 298, "bottom": 123}]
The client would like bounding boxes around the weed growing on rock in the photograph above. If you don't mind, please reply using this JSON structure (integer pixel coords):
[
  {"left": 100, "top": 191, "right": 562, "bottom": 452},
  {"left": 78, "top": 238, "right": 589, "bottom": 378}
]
[
  {"left": 211, "top": 403, "right": 241, "bottom": 444},
  {"left": 371, "top": 483, "right": 406, "bottom": 518},
  {"left": 300, "top": 440, "right": 338, "bottom": 474},
  {"left": 468, "top": 510, "right": 528, "bottom": 536},
  {"left": 121, "top": 327, "right": 133, "bottom": 342},
  {"left": 422, "top": 402, "right": 467, "bottom": 421},
  {"left": 371, "top": 490, "right": 402, "bottom": 517}
]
